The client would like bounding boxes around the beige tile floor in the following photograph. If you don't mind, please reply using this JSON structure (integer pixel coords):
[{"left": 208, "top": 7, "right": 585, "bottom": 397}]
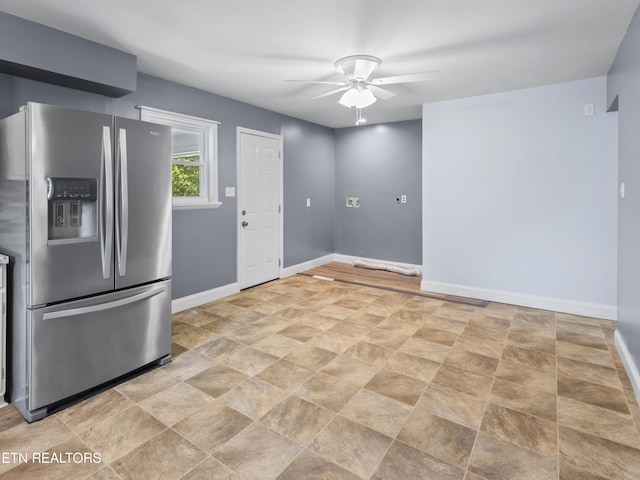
[{"left": 0, "top": 274, "right": 639, "bottom": 479}]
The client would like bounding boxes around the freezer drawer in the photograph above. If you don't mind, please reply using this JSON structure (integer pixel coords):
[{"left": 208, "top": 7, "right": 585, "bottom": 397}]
[{"left": 27, "top": 280, "right": 171, "bottom": 412}]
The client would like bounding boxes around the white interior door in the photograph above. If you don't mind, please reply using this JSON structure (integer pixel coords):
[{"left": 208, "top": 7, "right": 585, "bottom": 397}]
[{"left": 238, "top": 128, "right": 282, "bottom": 289}]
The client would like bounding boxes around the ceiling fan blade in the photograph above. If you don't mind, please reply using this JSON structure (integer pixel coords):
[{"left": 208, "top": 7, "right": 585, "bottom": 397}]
[
  {"left": 367, "top": 85, "right": 396, "bottom": 100},
  {"left": 371, "top": 70, "right": 440, "bottom": 85},
  {"left": 286, "top": 79, "right": 347, "bottom": 86},
  {"left": 309, "top": 86, "right": 349, "bottom": 100},
  {"left": 354, "top": 58, "right": 378, "bottom": 81}
]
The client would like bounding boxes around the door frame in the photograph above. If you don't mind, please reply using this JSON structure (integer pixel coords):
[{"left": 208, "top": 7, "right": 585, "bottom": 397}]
[{"left": 236, "top": 127, "right": 284, "bottom": 289}]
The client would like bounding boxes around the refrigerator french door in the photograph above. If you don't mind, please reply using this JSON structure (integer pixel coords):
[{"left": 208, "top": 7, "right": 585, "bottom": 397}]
[{"left": 0, "top": 103, "right": 172, "bottom": 422}]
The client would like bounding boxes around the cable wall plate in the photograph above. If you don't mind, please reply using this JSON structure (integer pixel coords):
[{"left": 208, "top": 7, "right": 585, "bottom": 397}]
[{"left": 346, "top": 195, "right": 360, "bottom": 208}]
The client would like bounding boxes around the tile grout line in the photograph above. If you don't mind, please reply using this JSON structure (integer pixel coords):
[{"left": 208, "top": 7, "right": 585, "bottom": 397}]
[
  {"left": 322, "top": 294, "right": 411, "bottom": 480},
  {"left": 277, "top": 291, "right": 451, "bottom": 478},
  {"left": 417, "top": 309, "right": 470, "bottom": 475},
  {"left": 351, "top": 296, "right": 464, "bottom": 479},
  {"left": 464, "top": 301, "right": 510, "bottom": 479},
  {"left": 282, "top": 290, "right": 389, "bottom": 479},
  {"left": 205, "top": 286, "right": 385, "bottom": 480},
  {"left": 175, "top": 456, "right": 210, "bottom": 480}
]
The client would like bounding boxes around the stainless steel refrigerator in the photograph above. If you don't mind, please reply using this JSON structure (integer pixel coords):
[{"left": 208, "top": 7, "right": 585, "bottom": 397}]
[{"left": 0, "top": 102, "right": 172, "bottom": 422}]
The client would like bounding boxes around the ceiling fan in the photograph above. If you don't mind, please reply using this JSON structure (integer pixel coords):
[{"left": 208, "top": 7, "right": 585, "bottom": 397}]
[{"left": 288, "top": 55, "right": 440, "bottom": 109}]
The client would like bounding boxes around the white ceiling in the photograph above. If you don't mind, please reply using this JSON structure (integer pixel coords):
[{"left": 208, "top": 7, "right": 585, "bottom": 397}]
[{"left": 1, "top": 0, "right": 638, "bottom": 128}]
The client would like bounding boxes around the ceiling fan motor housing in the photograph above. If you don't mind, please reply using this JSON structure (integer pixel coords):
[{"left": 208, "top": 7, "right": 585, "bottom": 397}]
[{"left": 335, "top": 55, "right": 381, "bottom": 81}]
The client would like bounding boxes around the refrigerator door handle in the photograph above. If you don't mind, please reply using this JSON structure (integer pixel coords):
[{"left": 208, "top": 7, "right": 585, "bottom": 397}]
[
  {"left": 116, "top": 128, "right": 129, "bottom": 277},
  {"left": 42, "top": 286, "right": 166, "bottom": 320},
  {"left": 100, "top": 126, "right": 114, "bottom": 280}
]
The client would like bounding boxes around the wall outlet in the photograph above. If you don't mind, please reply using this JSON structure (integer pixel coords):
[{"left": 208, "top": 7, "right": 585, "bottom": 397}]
[
  {"left": 225, "top": 187, "right": 236, "bottom": 197},
  {"left": 346, "top": 195, "right": 360, "bottom": 208},
  {"left": 401, "top": 195, "right": 407, "bottom": 204},
  {"left": 584, "top": 104, "right": 595, "bottom": 116},
  {"left": 306, "top": 198, "right": 311, "bottom": 207}
]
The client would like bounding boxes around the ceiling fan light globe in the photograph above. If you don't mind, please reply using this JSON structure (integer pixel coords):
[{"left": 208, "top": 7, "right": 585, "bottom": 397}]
[
  {"left": 338, "top": 86, "right": 377, "bottom": 108},
  {"left": 338, "top": 87, "right": 360, "bottom": 107},
  {"left": 354, "top": 88, "right": 377, "bottom": 108}
]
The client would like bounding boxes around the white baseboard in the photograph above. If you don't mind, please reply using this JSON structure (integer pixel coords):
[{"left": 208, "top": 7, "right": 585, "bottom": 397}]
[
  {"left": 614, "top": 330, "right": 640, "bottom": 408},
  {"left": 281, "top": 254, "right": 335, "bottom": 278},
  {"left": 171, "top": 258, "right": 617, "bottom": 322},
  {"left": 333, "top": 254, "right": 422, "bottom": 271},
  {"left": 171, "top": 283, "right": 240, "bottom": 314},
  {"left": 420, "top": 279, "right": 617, "bottom": 320},
  {"left": 172, "top": 253, "right": 336, "bottom": 313}
]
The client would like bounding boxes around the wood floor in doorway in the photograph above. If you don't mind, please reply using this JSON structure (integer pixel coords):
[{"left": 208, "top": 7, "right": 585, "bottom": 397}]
[{"left": 299, "top": 262, "right": 487, "bottom": 307}]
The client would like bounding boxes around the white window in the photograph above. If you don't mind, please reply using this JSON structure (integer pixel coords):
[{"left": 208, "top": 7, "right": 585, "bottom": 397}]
[{"left": 139, "top": 106, "right": 221, "bottom": 209}]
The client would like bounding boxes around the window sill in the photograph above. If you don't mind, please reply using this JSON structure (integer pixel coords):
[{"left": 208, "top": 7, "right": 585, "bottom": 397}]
[{"left": 172, "top": 201, "right": 223, "bottom": 210}]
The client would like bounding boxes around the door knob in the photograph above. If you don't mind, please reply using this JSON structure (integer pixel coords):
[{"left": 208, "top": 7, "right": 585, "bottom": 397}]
[{"left": 242, "top": 221, "right": 249, "bottom": 227}]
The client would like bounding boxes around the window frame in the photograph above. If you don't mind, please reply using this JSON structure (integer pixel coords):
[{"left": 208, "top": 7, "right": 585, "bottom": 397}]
[{"left": 138, "top": 105, "right": 221, "bottom": 209}]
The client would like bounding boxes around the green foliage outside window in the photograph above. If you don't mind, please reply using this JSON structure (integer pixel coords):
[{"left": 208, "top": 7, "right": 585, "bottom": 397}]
[{"left": 172, "top": 155, "right": 201, "bottom": 197}]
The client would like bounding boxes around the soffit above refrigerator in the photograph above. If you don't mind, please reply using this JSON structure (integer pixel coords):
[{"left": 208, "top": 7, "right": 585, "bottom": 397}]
[{"left": 0, "top": 12, "right": 137, "bottom": 97}]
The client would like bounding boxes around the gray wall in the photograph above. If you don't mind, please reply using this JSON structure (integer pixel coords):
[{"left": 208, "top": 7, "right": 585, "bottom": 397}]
[
  {"left": 422, "top": 77, "right": 618, "bottom": 315},
  {"left": 0, "top": 71, "right": 336, "bottom": 299},
  {"left": 282, "top": 119, "right": 335, "bottom": 266},
  {"left": 608, "top": 6, "right": 640, "bottom": 384},
  {"left": 334, "top": 120, "right": 422, "bottom": 265}
]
